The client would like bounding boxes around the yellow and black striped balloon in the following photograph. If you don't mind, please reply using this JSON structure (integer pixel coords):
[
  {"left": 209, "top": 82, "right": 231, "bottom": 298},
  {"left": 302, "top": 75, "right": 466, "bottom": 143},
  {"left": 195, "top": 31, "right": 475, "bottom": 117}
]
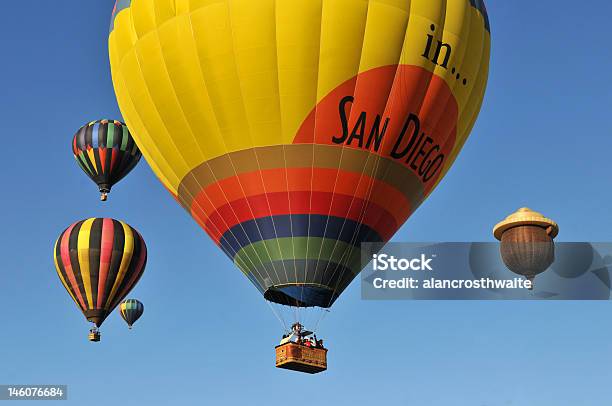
[{"left": 53, "top": 218, "right": 147, "bottom": 327}]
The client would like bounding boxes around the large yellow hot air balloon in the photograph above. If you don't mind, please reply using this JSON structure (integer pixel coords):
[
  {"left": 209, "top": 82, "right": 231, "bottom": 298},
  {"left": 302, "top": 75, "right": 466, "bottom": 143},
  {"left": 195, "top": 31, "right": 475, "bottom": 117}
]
[{"left": 109, "top": 0, "right": 490, "bottom": 309}]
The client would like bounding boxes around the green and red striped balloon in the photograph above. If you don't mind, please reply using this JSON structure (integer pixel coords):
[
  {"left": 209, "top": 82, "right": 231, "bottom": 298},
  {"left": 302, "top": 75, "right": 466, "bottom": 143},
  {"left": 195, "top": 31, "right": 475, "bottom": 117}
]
[{"left": 72, "top": 120, "right": 141, "bottom": 201}]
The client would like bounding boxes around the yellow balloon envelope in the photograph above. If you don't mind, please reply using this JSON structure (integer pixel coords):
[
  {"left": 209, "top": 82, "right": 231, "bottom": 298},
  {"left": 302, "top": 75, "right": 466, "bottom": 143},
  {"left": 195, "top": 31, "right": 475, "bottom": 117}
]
[{"left": 109, "top": 0, "right": 490, "bottom": 308}]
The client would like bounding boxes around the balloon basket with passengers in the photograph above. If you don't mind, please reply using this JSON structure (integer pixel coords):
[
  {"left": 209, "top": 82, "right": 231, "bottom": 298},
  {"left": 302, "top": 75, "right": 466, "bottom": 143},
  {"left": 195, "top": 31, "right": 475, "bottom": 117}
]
[{"left": 276, "top": 323, "right": 328, "bottom": 374}]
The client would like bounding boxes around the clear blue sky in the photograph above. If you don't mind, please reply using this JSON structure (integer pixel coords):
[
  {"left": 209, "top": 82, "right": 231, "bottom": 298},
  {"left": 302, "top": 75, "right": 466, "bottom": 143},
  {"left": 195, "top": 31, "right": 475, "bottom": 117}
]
[{"left": 1, "top": 1, "right": 611, "bottom": 405}]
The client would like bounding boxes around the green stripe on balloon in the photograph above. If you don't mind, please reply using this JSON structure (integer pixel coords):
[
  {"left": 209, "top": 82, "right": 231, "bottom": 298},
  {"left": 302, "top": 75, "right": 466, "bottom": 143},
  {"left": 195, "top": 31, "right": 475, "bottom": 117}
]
[
  {"left": 74, "top": 156, "right": 89, "bottom": 176},
  {"left": 106, "top": 124, "right": 115, "bottom": 148},
  {"left": 234, "top": 237, "right": 361, "bottom": 275},
  {"left": 77, "top": 154, "right": 94, "bottom": 176},
  {"left": 120, "top": 126, "right": 128, "bottom": 151}
]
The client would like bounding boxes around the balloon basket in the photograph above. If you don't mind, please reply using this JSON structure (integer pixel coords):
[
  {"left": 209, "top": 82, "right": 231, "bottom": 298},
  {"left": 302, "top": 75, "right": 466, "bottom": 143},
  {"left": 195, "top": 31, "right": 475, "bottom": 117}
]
[
  {"left": 100, "top": 192, "right": 108, "bottom": 202},
  {"left": 88, "top": 331, "right": 101, "bottom": 342},
  {"left": 527, "top": 276, "right": 535, "bottom": 290},
  {"left": 275, "top": 342, "right": 327, "bottom": 374}
]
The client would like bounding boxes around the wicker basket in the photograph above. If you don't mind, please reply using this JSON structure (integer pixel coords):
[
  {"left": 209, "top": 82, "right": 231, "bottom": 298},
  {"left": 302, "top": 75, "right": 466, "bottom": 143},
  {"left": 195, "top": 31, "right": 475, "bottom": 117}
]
[{"left": 275, "top": 342, "right": 327, "bottom": 374}]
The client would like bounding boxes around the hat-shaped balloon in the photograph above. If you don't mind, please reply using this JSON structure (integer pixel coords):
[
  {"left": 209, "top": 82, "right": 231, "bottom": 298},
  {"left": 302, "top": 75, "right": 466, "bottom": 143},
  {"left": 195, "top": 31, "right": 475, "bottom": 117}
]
[{"left": 493, "top": 208, "right": 559, "bottom": 289}]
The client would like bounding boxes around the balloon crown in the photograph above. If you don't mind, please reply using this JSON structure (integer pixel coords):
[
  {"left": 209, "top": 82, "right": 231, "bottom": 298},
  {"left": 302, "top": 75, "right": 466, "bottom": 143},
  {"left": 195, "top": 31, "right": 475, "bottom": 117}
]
[{"left": 493, "top": 207, "right": 559, "bottom": 240}]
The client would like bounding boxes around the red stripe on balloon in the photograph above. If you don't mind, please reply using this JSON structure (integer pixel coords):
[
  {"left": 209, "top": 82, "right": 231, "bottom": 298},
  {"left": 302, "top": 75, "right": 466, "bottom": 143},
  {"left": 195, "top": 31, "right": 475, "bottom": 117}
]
[
  {"left": 110, "top": 148, "right": 118, "bottom": 173},
  {"left": 189, "top": 167, "right": 411, "bottom": 226},
  {"left": 96, "top": 218, "right": 114, "bottom": 308},
  {"left": 194, "top": 191, "right": 399, "bottom": 243}
]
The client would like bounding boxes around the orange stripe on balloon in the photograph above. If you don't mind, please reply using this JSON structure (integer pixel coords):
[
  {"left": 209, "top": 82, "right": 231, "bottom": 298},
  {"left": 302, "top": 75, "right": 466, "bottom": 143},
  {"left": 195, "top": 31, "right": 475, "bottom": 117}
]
[
  {"left": 99, "top": 148, "right": 107, "bottom": 174},
  {"left": 191, "top": 167, "right": 411, "bottom": 222}
]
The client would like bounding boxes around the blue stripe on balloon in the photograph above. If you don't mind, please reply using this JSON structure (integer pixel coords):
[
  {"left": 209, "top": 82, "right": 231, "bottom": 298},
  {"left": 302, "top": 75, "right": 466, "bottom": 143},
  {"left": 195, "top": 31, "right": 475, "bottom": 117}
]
[
  {"left": 91, "top": 123, "right": 100, "bottom": 148},
  {"left": 243, "top": 258, "right": 354, "bottom": 307},
  {"left": 218, "top": 214, "right": 382, "bottom": 259},
  {"left": 274, "top": 285, "right": 339, "bottom": 308}
]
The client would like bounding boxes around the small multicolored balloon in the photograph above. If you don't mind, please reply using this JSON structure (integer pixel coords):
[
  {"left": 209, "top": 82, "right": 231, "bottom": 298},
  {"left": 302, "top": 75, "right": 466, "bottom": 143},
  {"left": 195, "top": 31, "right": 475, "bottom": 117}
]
[
  {"left": 72, "top": 120, "right": 141, "bottom": 201},
  {"left": 119, "top": 299, "right": 144, "bottom": 329}
]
